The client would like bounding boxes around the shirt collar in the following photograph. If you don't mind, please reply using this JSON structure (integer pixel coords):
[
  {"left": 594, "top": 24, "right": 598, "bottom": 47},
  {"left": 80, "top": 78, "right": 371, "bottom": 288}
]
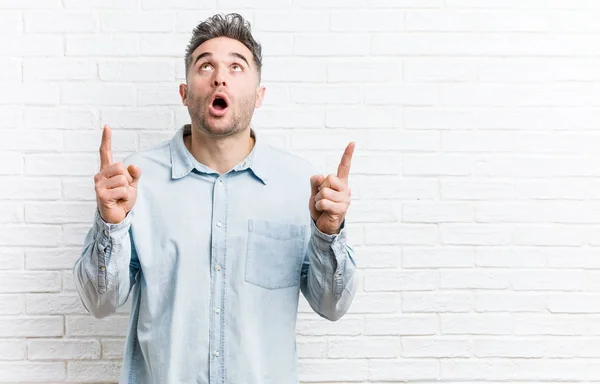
[{"left": 170, "top": 124, "right": 269, "bottom": 184}]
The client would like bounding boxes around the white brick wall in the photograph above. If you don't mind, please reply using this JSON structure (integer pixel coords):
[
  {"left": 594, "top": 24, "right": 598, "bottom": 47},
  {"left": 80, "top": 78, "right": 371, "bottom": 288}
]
[{"left": 3, "top": 0, "right": 600, "bottom": 382}]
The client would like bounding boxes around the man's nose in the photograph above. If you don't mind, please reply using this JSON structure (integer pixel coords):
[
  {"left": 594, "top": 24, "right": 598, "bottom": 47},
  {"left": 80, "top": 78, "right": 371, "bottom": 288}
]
[{"left": 212, "top": 70, "right": 226, "bottom": 87}]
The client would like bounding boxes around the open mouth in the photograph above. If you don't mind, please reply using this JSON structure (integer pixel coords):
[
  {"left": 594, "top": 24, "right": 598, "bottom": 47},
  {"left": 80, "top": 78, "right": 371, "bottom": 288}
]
[{"left": 212, "top": 95, "right": 228, "bottom": 111}]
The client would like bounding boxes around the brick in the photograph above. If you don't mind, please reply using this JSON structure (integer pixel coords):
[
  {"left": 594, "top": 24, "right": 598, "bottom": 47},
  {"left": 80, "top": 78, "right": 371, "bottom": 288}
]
[
  {"left": 294, "top": 34, "right": 370, "bottom": 56},
  {"left": 514, "top": 314, "right": 586, "bottom": 336},
  {"left": 405, "top": 10, "right": 477, "bottom": 31},
  {"left": 326, "top": 107, "right": 399, "bottom": 129},
  {"left": 0, "top": 107, "right": 19, "bottom": 128},
  {"left": 403, "top": 247, "right": 475, "bottom": 268},
  {"left": 368, "top": 359, "right": 439, "bottom": 381},
  {"left": 0, "top": 83, "right": 58, "bottom": 105},
  {"left": 142, "top": 0, "right": 215, "bottom": 8},
  {"left": 0, "top": 202, "right": 22, "bottom": 223},
  {"left": 63, "top": 225, "right": 92, "bottom": 246},
  {"left": 296, "top": 315, "right": 364, "bottom": 336},
  {"left": 66, "top": 35, "right": 138, "bottom": 56},
  {"left": 402, "top": 337, "right": 471, "bottom": 358},
  {"left": 330, "top": 10, "right": 404, "bottom": 31},
  {"left": 402, "top": 292, "right": 473, "bottom": 313},
  {"left": 61, "top": 83, "right": 135, "bottom": 106},
  {"left": 0, "top": 271, "right": 61, "bottom": 293},
  {"left": 67, "top": 361, "right": 121, "bottom": 382},
  {"left": 28, "top": 339, "right": 100, "bottom": 360},
  {"left": 0, "top": 58, "right": 20, "bottom": 82},
  {"left": 0, "top": 362, "right": 65, "bottom": 382},
  {"left": 0, "top": 316, "right": 63, "bottom": 337},
  {"left": 475, "top": 292, "right": 547, "bottom": 312},
  {"left": 64, "top": 0, "right": 136, "bottom": 8},
  {"left": 0, "top": 35, "right": 62, "bottom": 56},
  {"left": 366, "top": 315, "right": 438, "bottom": 336},
  {"left": 298, "top": 360, "right": 368, "bottom": 382},
  {"left": 328, "top": 337, "right": 399, "bottom": 358},
  {"left": 327, "top": 59, "right": 402, "bottom": 83},
  {"left": 23, "top": 59, "right": 96, "bottom": 81},
  {"left": 0, "top": 294, "right": 25, "bottom": 314},
  {"left": 0, "top": 226, "right": 61, "bottom": 247},
  {"left": 63, "top": 131, "right": 137, "bottom": 152},
  {"left": 101, "top": 339, "right": 125, "bottom": 360},
  {"left": 26, "top": 247, "right": 81, "bottom": 270},
  {"left": 101, "top": 108, "right": 173, "bottom": 130},
  {"left": 364, "top": 270, "right": 437, "bottom": 292},
  {"left": 0, "top": 154, "right": 22, "bottom": 175},
  {"left": 255, "top": 11, "right": 328, "bottom": 32},
  {"left": 440, "top": 270, "right": 510, "bottom": 290},
  {"left": 290, "top": 85, "right": 361, "bottom": 105},
  {"left": 137, "top": 84, "right": 183, "bottom": 106},
  {"left": 25, "top": 154, "right": 97, "bottom": 176},
  {"left": 365, "top": 224, "right": 437, "bottom": 246},
  {"left": 404, "top": 58, "right": 478, "bottom": 82},
  {"left": 403, "top": 155, "right": 472, "bottom": 176},
  {"left": 26, "top": 294, "right": 87, "bottom": 315},
  {"left": 441, "top": 224, "right": 512, "bottom": 246},
  {"left": 365, "top": 84, "right": 439, "bottom": 106},
  {"left": 0, "top": 0, "right": 59, "bottom": 8},
  {"left": 23, "top": 108, "right": 97, "bottom": 130},
  {"left": 67, "top": 316, "right": 130, "bottom": 337},
  {"left": 99, "top": 60, "right": 175, "bottom": 82},
  {"left": 0, "top": 247, "right": 24, "bottom": 270},
  {"left": 442, "top": 314, "right": 512, "bottom": 335},
  {"left": 100, "top": 11, "right": 174, "bottom": 32},
  {"left": 0, "top": 177, "right": 61, "bottom": 200},
  {"left": 24, "top": 11, "right": 97, "bottom": 33},
  {"left": 140, "top": 34, "right": 189, "bottom": 57},
  {"left": 403, "top": 202, "right": 473, "bottom": 223},
  {"left": 0, "top": 130, "right": 62, "bottom": 151},
  {"left": 0, "top": 339, "right": 26, "bottom": 360}
]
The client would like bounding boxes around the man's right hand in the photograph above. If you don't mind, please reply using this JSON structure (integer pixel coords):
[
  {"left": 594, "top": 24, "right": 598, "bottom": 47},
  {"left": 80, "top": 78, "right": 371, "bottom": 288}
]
[{"left": 94, "top": 125, "right": 142, "bottom": 224}]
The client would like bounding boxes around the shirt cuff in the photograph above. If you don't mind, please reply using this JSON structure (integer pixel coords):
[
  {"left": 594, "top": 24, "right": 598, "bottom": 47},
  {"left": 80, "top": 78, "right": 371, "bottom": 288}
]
[{"left": 93, "top": 209, "right": 132, "bottom": 248}]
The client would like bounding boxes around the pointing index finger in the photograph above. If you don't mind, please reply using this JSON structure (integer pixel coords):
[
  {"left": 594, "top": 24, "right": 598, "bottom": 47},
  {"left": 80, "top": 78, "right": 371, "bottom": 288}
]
[
  {"left": 99, "top": 125, "right": 113, "bottom": 171},
  {"left": 337, "top": 141, "right": 355, "bottom": 183}
]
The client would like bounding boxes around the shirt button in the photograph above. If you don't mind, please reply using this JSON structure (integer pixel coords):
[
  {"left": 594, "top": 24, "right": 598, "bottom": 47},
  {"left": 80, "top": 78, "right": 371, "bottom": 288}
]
[
  {"left": 216, "top": 307, "right": 220, "bottom": 314},
  {"left": 215, "top": 265, "right": 221, "bottom": 271},
  {"left": 104, "top": 229, "right": 109, "bottom": 237},
  {"left": 99, "top": 266, "right": 106, "bottom": 271},
  {"left": 214, "top": 351, "right": 219, "bottom": 357},
  {"left": 216, "top": 221, "right": 222, "bottom": 228}
]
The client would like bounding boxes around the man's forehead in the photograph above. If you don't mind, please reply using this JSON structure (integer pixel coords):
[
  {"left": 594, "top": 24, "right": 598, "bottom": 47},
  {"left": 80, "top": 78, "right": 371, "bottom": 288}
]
[{"left": 192, "top": 37, "right": 253, "bottom": 62}]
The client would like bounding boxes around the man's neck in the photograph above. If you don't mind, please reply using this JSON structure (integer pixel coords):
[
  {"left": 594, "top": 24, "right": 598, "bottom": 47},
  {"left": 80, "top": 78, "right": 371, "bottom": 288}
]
[{"left": 183, "top": 124, "right": 255, "bottom": 175}]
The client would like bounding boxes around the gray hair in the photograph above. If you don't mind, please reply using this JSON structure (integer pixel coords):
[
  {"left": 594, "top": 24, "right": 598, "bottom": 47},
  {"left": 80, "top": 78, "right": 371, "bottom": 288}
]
[{"left": 184, "top": 13, "right": 262, "bottom": 81}]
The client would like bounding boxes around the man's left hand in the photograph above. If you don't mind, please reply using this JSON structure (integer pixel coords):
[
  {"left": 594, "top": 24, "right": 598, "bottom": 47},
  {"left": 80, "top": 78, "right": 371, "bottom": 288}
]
[{"left": 309, "top": 142, "right": 355, "bottom": 235}]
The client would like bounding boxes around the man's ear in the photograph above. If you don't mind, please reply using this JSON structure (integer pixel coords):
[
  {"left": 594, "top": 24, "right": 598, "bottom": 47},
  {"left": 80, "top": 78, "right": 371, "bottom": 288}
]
[
  {"left": 179, "top": 83, "right": 188, "bottom": 106},
  {"left": 255, "top": 85, "right": 266, "bottom": 108}
]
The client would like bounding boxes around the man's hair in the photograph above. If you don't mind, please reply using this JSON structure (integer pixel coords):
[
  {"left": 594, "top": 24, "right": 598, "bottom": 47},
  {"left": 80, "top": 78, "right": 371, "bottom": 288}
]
[{"left": 184, "top": 13, "right": 262, "bottom": 81}]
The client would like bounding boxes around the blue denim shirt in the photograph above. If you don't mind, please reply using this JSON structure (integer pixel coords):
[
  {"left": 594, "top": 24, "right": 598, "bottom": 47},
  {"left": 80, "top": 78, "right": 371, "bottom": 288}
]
[{"left": 73, "top": 125, "right": 358, "bottom": 384}]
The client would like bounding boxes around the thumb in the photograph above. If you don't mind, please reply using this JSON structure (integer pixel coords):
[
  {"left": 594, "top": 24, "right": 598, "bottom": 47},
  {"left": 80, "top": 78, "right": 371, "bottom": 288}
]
[{"left": 128, "top": 165, "right": 142, "bottom": 187}]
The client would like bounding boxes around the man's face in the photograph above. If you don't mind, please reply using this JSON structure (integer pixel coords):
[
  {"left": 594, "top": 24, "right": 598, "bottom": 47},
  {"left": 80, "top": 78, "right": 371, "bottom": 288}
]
[{"left": 180, "top": 36, "right": 265, "bottom": 137}]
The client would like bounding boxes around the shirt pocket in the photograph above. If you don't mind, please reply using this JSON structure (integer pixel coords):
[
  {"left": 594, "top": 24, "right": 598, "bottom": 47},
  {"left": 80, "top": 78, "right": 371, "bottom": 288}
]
[{"left": 245, "top": 219, "right": 306, "bottom": 290}]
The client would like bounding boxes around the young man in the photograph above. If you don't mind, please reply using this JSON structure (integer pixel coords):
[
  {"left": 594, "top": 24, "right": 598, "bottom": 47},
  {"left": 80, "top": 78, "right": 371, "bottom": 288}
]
[{"left": 73, "top": 13, "right": 357, "bottom": 384}]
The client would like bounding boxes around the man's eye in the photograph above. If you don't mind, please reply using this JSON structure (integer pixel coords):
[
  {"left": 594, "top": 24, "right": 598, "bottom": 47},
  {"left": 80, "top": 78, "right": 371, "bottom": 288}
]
[
  {"left": 231, "top": 64, "right": 242, "bottom": 71},
  {"left": 200, "top": 63, "right": 212, "bottom": 70}
]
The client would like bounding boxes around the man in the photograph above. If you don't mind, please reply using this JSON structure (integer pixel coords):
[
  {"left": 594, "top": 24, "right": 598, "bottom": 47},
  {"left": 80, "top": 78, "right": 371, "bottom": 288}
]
[{"left": 73, "top": 13, "right": 357, "bottom": 384}]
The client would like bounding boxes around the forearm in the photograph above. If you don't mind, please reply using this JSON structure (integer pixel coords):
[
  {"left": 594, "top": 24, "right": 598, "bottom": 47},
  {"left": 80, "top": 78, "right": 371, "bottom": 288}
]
[
  {"left": 301, "top": 220, "right": 357, "bottom": 321},
  {"left": 73, "top": 209, "right": 134, "bottom": 319}
]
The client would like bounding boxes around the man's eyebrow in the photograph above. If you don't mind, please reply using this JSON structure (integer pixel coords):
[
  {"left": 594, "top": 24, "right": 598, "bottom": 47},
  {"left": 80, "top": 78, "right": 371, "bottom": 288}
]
[
  {"left": 230, "top": 52, "right": 250, "bottom": 67},
  {"left": 193, "top": 52, "right": 250, "bottom": 67},
  {"left": 193, "top": 52, "right": 212, "bottom": 66}
]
